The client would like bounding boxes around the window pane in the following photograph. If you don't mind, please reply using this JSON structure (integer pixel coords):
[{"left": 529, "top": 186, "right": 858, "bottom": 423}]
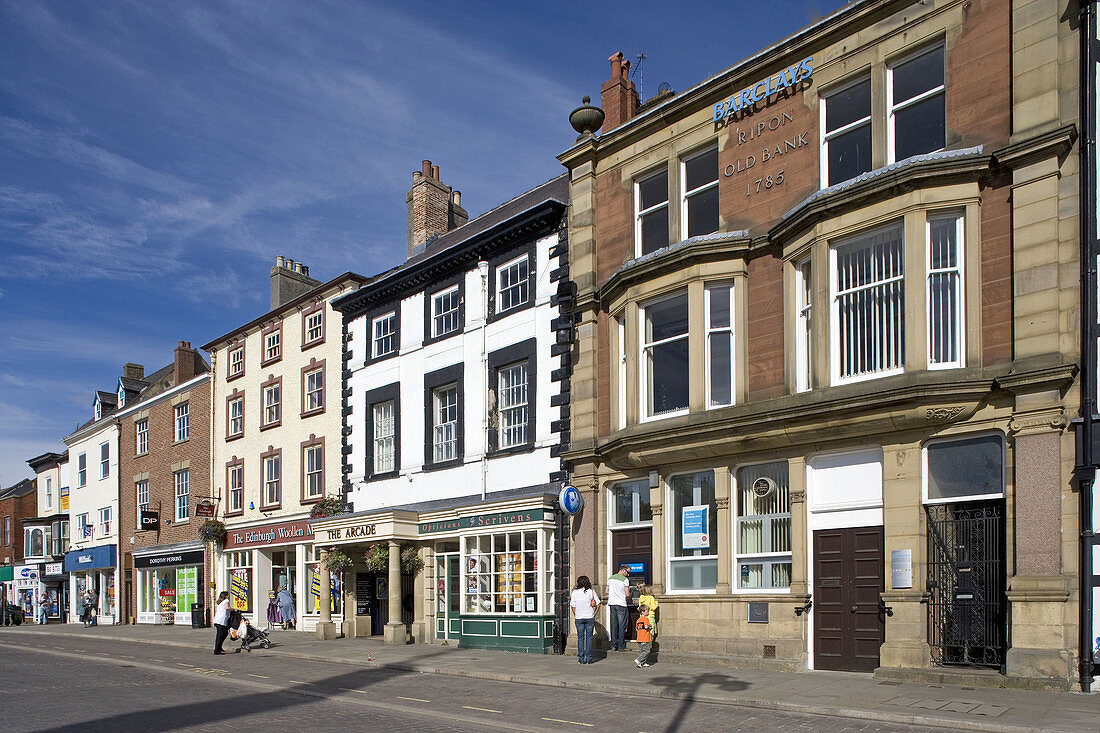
[
  {"left": 827, "top": 124, "right": 872, "bottom": 186},
  {"left": 638, "top": 170, "right": 668, "bottom": 210},
  {"left": 686, "top": 185, "right": 719, "bottom": 238},
  {"left": 646, "top": 293, "right": 688, "bottom": 342},
  {"left": 708, "top": 332, "right": 732, "bottom": 406},
  {"left": 684, "top": 148, "right": 717, "bottom": 192},
  {"left": 894, "top": 93, "right": 945, "bottom": 160},
  {"left": 649, "top": 340, "right": 689, "bottom": 414},
  {"left": 640, "top": 207, "right": 669, "bottom": 255},
  {"left": 825, "top": 78, "right": 870, "bottom": 132},
  {"left": 669, "top": 471, "right": 716, "bottom": 559},
  {"left": 927, "top": 435, "right": 1003, "bottom": 500},
  {"left": 834, "top": 224, "right": 905, "bottom": 379},
  {"left": 893, "top": 48, "right": 944, "bottom": 104}
]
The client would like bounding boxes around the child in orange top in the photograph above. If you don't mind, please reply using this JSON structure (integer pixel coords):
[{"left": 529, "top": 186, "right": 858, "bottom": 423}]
[{"left": 634, "top": 603, "right": 652, "bottom": 668}]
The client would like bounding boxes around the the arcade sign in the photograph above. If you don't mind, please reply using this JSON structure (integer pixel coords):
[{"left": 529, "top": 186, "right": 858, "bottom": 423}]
[{"left": 713, "top": 56, "right": 814, "bottom": 123}]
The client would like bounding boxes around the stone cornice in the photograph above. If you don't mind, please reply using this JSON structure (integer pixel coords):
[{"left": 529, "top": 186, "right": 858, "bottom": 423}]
[
  {"left": 994, "top": 362, "right": 1078, "bottom": 396},
  {"left": 992, "top": 124, "right": 1078, "bottom": 172}
]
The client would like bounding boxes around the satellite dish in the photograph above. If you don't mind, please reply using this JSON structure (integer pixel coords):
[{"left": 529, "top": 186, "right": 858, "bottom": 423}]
[{"left": 751, "top": 477, "right": 777, "bottom": 499}]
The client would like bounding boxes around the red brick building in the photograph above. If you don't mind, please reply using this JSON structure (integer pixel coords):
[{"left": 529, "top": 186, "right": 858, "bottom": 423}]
[
  {"left": 1, "top": 478, "right": 37, "bottom": 567},
  {"left": 116, "top": 342, "right": 212, "bottom": 625}
]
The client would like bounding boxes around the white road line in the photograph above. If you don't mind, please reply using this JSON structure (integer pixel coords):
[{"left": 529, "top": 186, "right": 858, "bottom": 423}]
[
  {"left": 542, "top": 720, "right": 594, "bottom": 728},
  {"left": 397, "top": 696, "right": 430, "bottom": 703},
  {"left": 339, "top": 688, "right": 366, "bottom": 694},
  {"left": 463, "top": 705, "right": 501, "bottom": 714},
  {"left": 248, "top": 674, "right": 270, "bottom": 679},
  {"left": 289, "top": 680, "right": 312, "bottom": 685}
]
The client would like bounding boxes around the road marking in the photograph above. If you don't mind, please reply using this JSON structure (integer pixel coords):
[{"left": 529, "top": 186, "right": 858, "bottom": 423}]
[
  {"left": 289, "top": 680, "right": 312, "bottom": 685},
  {"left": 121, "top": 655, "right": 134, "bottom": 659},
  {"left": 248, "top": 674, "right": 270, "bottom": 679},
  {"left": 152, "top": 659, "right": 164, "bottom": 663},
  {"left": 542, "top": 720, "right": 593, "bottom": 728},
  {"left": 340, "top": 688, "right": 366, "bottom": 694},
  {"left": 53, "top": 647, "right": 65, "bottom": 650},
  {"left": 397, "top": 696, "right": 430, "bottom": 703},
  {"left": 176, "top": 662, "right": 191, "bottom": 667},
  {"left": 463, "top": 706, "right": 501, "bottom": 714}
]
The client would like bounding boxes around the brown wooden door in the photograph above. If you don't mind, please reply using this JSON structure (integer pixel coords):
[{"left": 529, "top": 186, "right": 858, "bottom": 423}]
[
  {"left": 612, "top": 528, "right": 652, "bottom": 641},
  {"left": 813, "top": 526, "right": 884, "bottom": 672}
]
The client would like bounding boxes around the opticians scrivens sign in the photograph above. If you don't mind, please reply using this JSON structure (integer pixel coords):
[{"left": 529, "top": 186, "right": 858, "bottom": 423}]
[{"left": 713, "top": 56, "right": 814, "bottom": 123}]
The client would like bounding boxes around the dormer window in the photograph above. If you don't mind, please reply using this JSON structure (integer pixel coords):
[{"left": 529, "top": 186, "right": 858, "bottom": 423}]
[
  {"left": 94, "top": 398, "right": 102, "bottom": 421},
  {"left": 117, "top": 385, "right": 125, "bottom": 408}
]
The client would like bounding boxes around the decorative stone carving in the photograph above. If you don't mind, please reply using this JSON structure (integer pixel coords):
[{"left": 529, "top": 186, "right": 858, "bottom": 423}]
[
  {"left": 650, "top": 504, "right": 663, "bottom": 517},
  {"left": 925, "top": 406, "right": 965, "bottom": 422},
  {"left": 789, "top": 488, "right": 806, "bottom": 503},
  {"left": 716, "top": 497, "right": 730, "bottom": 510},
  {"left": 1008, "top": 408, "right": 1067, "bottom": 436}
]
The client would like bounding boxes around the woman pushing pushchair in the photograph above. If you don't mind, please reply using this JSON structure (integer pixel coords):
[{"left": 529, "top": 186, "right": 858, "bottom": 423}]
[{"left": 227, "top": 608, "right": 271, "bottom": 652}]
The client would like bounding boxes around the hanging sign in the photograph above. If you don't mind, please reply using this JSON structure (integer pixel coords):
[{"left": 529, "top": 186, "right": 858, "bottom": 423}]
[
  {"left": 140, "top": 510, "right": 160, "bottom": 531},
  {"left": 195, "top": 501, "right": 216, "bottom": 518},
  {"left": 682, "top": 505, "right": 710, "bottom": 550},
  {"left": 558, "top": 486, "right": 583, "bottom": 516}
]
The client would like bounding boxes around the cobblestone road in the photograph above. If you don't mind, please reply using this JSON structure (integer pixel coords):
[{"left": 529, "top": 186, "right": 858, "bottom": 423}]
[{"left": 1, "top": 636, "right": 938, "bottom": 732}]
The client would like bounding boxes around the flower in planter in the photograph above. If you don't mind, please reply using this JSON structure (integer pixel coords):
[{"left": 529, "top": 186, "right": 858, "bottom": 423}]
[
  {"left": 198, "top": 519, "right": 226, "bottom": 544},
  {"left": 322, "top": 546, "right": 353, "bottom": 573},
  {"left": 310, "top": 496, "right": 344, "bottom": 519},
  {"left": 363, "top": 543, "right": 388, "bottom": 572},
  {"left": 400, "top": 545, "right": 424, "bottom": 576}
]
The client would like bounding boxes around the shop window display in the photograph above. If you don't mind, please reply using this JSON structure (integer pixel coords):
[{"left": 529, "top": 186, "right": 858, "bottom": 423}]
[{"left": 462, "top": 530, "right": 546, "bottom": 615}]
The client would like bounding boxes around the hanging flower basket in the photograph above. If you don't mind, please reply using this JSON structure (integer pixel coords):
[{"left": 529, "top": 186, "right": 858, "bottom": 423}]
[
  {"left": 401, "top": 545, "right": 424, "bottom": 576},
  {"left": 198, "top": 519, "right": 226, "bottom": 544},
  {"left": 310, "top": 496, "right": 343, "bottom": 519},
  {"left": 322, "top": 547, "right": 353, "bottom": 573},
  {"left": 363, "top": 543, "right": 388, "bottom": 572}
]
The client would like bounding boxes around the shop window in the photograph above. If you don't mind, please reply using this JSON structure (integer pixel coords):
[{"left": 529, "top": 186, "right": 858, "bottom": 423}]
[
  {"left": 795, "top": 257, "right": 813, "bottom": 392},
  {"left": 463, "top": 530, "right": 543, "bottom": 614},
  {"left": 227, "top": 461, "right": 243, "bottom": 514},
  {"left": 667, "top": 470, "right": 717, "bottom": 592},
  {"left": 705, "top": 283, "right": 734, "bottom": 407},
  {"left": 927, "top": 212, "right": 964, "bottom": 369},
  {"left": 821, "top": 76, "right": 871, "bottom": 187},
  {"left": 496, "top": 254, "right": 530, "bottom": 314},
  {"left": 99, "top": 442, "right": 110, "bottom": 479},
  {"left": 923, "top": 434, "right": 1004, "bottom": 504},
  {"left": 682, "top": 146, "right": 719, "bottom": 239},
  {"left": 174, "top": 402, "right": 189, "bottom": 442},
  {"left": 642, "top": 290, "right": 689, "bottom": 418},
  {"left": 888, "top": 45, "right": 945, "bottom": 163},
  {"left": 227, "top": 550, "right": 252, "bottom": 612},
  {"left": 636, "top": 168, "right": 669, "bottom": 256},
  {"left": 174, "top": 469, "right": 190, "bottom": 522},
  {"left": 610, "top": 479, "right": 652, "bottom": 526},
  {"left": 305, "top": 546, "right": 341, "bottom": 615},
  {"left": 831, "top": 222, "right": 905, "bottom": 383},
  {"left": 734, "top": 462, "right": 792, "bottom": 590},
  {"left": 136, "top": 418, "right": 149, "bottom": 455},
  {"left": 372, "top": 311, "right": 397, "bottom": 359},
  {"left": 77, "top": 452, "right": 86, "bottom": 487}
]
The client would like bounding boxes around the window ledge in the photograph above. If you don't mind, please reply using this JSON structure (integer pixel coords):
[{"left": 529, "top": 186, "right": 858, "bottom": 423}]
[
  {"left": 227, "top": 371, "right": 245, "bottom": 382},
  {"left": 226, "top": 433, "right": 244, "bottom": 443},
  {"left": 302, "top": 338, "right": 324, "bottom": 352},
  {"left": 172, "top": 438, "right": 190, "bottom": 446},
  {"left": 365, "top": 470, "right": 400, "bottom": 482},
  {"left": 422, "top": 458, "right": 463, "bottom": 473},
  {"left": 259, "top": 421, "right": 282, "bottom": 432},
  {"left": 300, "top": 408, "right": 325, "bottom": 419},
  {"left": 260, "top": 356, "right": 282, "bottom": 368}
]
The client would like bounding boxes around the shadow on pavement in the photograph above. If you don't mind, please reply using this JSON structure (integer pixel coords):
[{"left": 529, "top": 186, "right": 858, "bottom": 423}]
[{"left": 646, "top": 672, "right": 750, "bottom": 733}]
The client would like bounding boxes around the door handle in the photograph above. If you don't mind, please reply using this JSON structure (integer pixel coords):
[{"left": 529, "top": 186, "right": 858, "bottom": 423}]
[{"left": 851, "top": 605, "right": 857, "bottom": 612}]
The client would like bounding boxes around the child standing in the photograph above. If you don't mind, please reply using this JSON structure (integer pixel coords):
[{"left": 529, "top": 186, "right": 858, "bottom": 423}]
[
  {"left": 637, "top": 584, "right": 658, "bottom": 635},
  {"left": 634, "top": 603, "right": 652, "bottom": 668}
]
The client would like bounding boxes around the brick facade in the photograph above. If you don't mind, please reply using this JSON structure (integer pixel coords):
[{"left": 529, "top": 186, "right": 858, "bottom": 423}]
[{"left": 0, "top": 480, "right": 37, "bottom": 566}]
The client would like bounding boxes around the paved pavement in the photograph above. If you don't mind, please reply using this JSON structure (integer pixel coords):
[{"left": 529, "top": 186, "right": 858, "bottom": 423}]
[{"left": 2, "top": 622, "right": 1097, "bottom": 732}]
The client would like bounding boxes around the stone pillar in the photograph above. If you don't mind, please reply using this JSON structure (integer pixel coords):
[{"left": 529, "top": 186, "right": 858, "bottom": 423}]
[
  {"left": 315, "top": 548, "right": 338, "bottom": 640},
  {"left": 410, "top": 546, "right": 427, "bottom": 644},
  {"left": 879, "top": 442, "right": 931, "bottom": 669},
  {"left": 649, "top": 477, "right": 665, "bottom": 595},
  {"left": 714, "top": 467, "right": 731, "bottom": 594},
  {"left": 383, "top": 540, "right": 405, "bottom": 645}
]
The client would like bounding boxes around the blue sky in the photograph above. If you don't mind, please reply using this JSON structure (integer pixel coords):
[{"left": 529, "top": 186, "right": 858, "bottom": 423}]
[{"left": 0, "top": 0, "right": 847, "bottom": 486}]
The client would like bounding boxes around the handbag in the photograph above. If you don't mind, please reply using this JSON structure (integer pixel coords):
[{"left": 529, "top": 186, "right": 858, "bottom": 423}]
[{"left": 589, "top": 591, "right": 598, "bottom": 608}]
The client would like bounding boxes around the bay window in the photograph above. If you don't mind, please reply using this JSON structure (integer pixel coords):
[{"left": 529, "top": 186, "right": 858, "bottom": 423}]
[
  {"left": 682, "top": 146, "right": 719, "bottom": 239},
  {"left": 821, "top": 76, "right": 871, "bottom": 187},
  {"left": 668, "top": 470, "right": 717, "bottom": 592},
  {"left": 636, "top": 168, "right": 669, "bottom": 256},
  {"left": 888, "top": 45, "right": 945, "bottom": 163},
  {"left": 705, "top": 283, "right": 734, "bottom": 407},
  {"left": 734, "top": 462, "right": 792, "bottom": 590},
  {"left": 642, "top": 291, "right": 689, "bottom": 417},
  {"left": 927, "top": 212, "right": 964, "bottom": 369},
  {"left": 462, "top": 530, "right": 550, "bottom": 615},
  {"left": 795, "top": 257, "right": 813, "bottom": 392}
]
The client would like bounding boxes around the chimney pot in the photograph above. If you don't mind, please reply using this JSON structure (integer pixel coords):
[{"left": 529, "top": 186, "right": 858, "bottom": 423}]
[
  {"left": 452, "top": 190, "right": 461, "bottom": 207},
  {"left": 422, "top": 160, "right": 432, "bottom": 177},
  {"left": 431, "top": 165, "right": 440, "bottom": 180},
  {"left": 276, "top": 255, "right": 285, "bottom": 268}
]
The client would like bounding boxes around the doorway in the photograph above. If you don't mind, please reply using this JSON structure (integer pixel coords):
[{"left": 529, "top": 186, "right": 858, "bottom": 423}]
[
  {"left": 435, "top": 553, "right": 460, "bottom": 642},
  {"left": 813, "top": 526, "right": 885, "bottom": 672}
]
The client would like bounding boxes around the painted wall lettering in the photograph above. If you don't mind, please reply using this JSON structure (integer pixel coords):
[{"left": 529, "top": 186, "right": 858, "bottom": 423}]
[{"left": 713, "top": 56, "right": 813, "bottom": 123}]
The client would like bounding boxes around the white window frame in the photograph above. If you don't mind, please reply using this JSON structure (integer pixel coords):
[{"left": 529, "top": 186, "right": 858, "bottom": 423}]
[
  {"left": 926, "top": 212, "right": 965, "bottom": 370},
  {"left": 616, "top": 315, "right": 627, "bottom": 430},
  {"left": 634, "top": 167, "right": 669, "bottom": 257},
  {"left": 461, "top": 529, "right": 550, "bottom": 615},
  {"left": 680, "top": 145, "right": 719, "bottom": 240},
  {"left": 829, "top": 222, "right": 906, "bottom": 385},
  {"left": 704, "top": 282, "right": 735, "bottom": 408},
  {"left": 98, "top": 507, "right": 111, "bottom": 538},
  {"left": 496, "top": 254, "right": 530, "bottom": 313},
  {"left": 795, "top": 257, "right": 813, "bottom": 392},
  {"left": 264, "top": 330, "right": 281, "bottom": 362},
  {"left": 229, "top": 397, "right": 243, "bottom": 436},
  {"left": 640, "top": 290, "right": 690, "bottom": 421},
  {"left": 305, "top": 368, "right": 324, "bottom": 412},
  {"left": 733, "top": 461, "right": 792, "bottom": 593},
  {"left": 921, "top": 432, "right": 1005, "bottom": 505},
  {"left": 174, "top": 403, "right": 189, "bottom": 442},
  {"left": 229, "top": 347, "right": 244, "bottom": 376},
  {"left": 264, "top": 455, "right": 281, "bottom": 506},
  {"left": 371, "top": 312, "right": 397, "bottom": 358},
  {"left": 372, "top": 401, "right": 395, "bottom": 474},
  {"left": 665, "top": 470, "right": 718, "bottom": 594},
  {"left": 25, "top": 527, "right": 43, "bottom": 558},
  {"left": 77, "top": 513, "right": 91, "bottom": 539},
  {"left": 497, "top": 362, "right": 529, "bottom": 449},
  {"left": 304, "top": 444, "right": 323, "bottom": 498},
  {"left": 136, "top": 480, "right": 149, "bottom": 518},
  {"left": 608, "top": 479, "right": 653, "bottom": 529},
  {"left": 305, "top": 310, "right": 324, "bottom": 343},
  {"left": 820, "top": 75, "right": 872, "bottom": 188},
  {"left": 432, "top": 384, "right": 459, "bottom": 463},
  {"left": 117, "top": 385, "right": 125, "bottom": 408},
  {"left": 77, "top": 453, "right": 87, "bottom": 487},
  {"left": 887, "top": 44, "right": 946, "bottom": 164},
  {"left": 264, "top": 384, "right": 281, "bottom": 426},
  {"left": 174, "top": 470, "right": 189, "bottom": 522},
  {"left": 431, "top": 286, "right": 461, "bottom": 338},
  {"left": 136, "top": 419, "right": 149, "bottom": 454},
  {"left": 99, "top": 442, "right": 109, "bottom": 479},
  {"left": 228, "top": 464, "right": 243, "bottom": 513},
  {"left": 45, "top": 477, "right": 52, "bottom": 511},
  {"left": 94, "top": 399, "right": 102, "bottom": 421}
]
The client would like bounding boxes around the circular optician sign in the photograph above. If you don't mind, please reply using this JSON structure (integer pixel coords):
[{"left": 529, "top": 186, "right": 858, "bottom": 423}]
[{"left": 558, "top": 485, "right": 584, "bottom": 515}]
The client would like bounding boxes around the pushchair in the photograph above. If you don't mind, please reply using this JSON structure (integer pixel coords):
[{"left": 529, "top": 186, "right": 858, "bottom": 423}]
[{"left": 227, "top": 609, "right": 271, "bottom": 652}]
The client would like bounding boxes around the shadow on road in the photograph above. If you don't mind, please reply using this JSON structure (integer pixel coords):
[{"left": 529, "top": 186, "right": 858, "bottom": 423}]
[{"left": 645, "top": 672, "right": 751, "bottom": 733}]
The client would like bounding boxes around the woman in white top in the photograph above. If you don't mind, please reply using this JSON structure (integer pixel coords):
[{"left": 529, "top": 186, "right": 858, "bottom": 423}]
[
  {"left": 213, "top": 591, "right": 231, "bottom": 655},
  {"left": 569, "top": 575, "right": 600, "bottom": 664}
]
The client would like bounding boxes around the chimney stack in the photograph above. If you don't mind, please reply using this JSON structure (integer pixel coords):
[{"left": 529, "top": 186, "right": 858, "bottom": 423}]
[
  {"left": 270, "top": 256, "right": 322, "bottom": 309},
  {"left": 174, "top": 340, "right": 197, "bottom": 385},
  {"left": 601, "top": 51, "right": 639, "bottom": 131},
  {"left": 406, "top": 160, "right": 469, "bottom": 259},
  {"left": 123, "top": 363, "right": 145, "bottom": 380}
]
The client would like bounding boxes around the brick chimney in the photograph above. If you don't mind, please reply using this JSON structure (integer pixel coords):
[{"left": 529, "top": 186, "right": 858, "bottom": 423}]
[
  {"left": 406, "top": 160, "right": 469, "bottom": 259},
  {"left": 270, "top": 255, "right": 322, "bottom": 309},
  {"left": 174, "top": 341, "right": 198, "bottom": 385},
  {"left": 601, "top": 52, "right": 639, "bottom": 132},
  {"left": 123, "top": 363, "right": 145, "bottom": 380}
]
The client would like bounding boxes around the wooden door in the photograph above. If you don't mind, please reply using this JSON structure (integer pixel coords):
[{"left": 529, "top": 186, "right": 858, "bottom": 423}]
[{"left": 813, "top": 526, "right": 884, "bottom": 672}]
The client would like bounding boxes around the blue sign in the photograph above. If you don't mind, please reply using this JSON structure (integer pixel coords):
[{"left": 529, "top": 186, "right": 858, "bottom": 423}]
[
  {"left": 558, "top": 485, "right": 584, "bottom": 516},
  {"left": 682, "top": 505, "right": 710, "bottom": 550},
  {"left": 64, "top": 544, "right": 117, "bottom": 572},
  {"left": 713, "top": 56, "right": 814, "bottom": 122},
  {"left": 626, "top": 562, "right": 645, "bottom": 576}
]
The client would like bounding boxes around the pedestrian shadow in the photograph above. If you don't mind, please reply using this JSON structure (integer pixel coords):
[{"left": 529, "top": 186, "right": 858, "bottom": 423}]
[{"left": 644, "top": 671, "right": 751, "bottom": 733}]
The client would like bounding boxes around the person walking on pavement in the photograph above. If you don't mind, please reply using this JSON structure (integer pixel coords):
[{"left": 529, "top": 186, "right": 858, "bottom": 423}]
[
  {"left": 569, "top": 575, "right": 600, "bottom": 664},
  {"left": 606, "top": 564, "right": 631, "bottom": 652},
  {"left": 634, "top": 603, "right": 653, "bottom": 667},
  {"left": 38, "top": 592, "right": 48, "bottom": 625},
  {"left": 213, "top": 591, "right": 231, "bottom": 655},
  {"left": 276, "top": 584, "right": 296, "bottom": 630}
]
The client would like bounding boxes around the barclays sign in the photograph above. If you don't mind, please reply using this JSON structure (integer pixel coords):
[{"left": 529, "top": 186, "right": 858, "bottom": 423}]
[{"left": 713, "top": 56, "right": 814, "bottom": 123}]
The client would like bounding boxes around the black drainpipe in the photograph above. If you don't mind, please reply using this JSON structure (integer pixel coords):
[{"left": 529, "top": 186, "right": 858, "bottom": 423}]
[{"left": 1078, "top": 0, "right": 1097, "bottom": 695}]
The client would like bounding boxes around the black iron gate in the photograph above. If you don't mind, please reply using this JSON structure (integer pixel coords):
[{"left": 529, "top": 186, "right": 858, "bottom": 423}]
[{"left": 926, "top": 501, "right": 1006, "bottom": 669}]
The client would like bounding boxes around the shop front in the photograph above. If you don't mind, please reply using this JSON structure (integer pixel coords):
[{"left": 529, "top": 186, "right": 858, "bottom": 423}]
[
  {"left": 312, "top": 491, "right": 558, "bottom": 653},
  {"left": 64, "top": 544, "right": 117, "bottom": 625},
  {"left": 219, "top": 517, "right": 322, "bottom": 630},
  {"left": 43, "top": 561, "right": 66, "bottom": 623},
  {"left": 0, "top": 565, "right": 12, "bottom": 608},
  {"left": 12, "top": 563, "right": 43, "bottom": 621},
  {"left": 133, "top": 544, "right": 204, "bottom": 625}
]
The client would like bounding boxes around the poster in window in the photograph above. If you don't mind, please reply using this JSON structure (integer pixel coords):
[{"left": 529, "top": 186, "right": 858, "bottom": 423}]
[
  {"left": 176, "top": 566, "right": 197, "bottom": 612},
  {"left": 682, "top": 505, "right": 710, "bottom": 550},
  {"left": 308, "top": 567, "right": 341, "bottom": 613},
  {"left": 230, "top": 568, "right": 249, "bottom": 611}
]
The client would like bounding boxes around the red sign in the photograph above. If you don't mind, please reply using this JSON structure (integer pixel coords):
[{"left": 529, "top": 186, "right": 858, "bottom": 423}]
[
  {"left": 223, "top": 519, "right": 314, "bottom": 550},
  {"left": 195, "top": 501, "right": 216, "bottom": 518}
]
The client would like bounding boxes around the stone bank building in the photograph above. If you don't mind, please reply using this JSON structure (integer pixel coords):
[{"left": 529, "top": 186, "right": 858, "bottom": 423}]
[{"left": 559, "top": 0, "right": 1083, "bottom": 687}]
